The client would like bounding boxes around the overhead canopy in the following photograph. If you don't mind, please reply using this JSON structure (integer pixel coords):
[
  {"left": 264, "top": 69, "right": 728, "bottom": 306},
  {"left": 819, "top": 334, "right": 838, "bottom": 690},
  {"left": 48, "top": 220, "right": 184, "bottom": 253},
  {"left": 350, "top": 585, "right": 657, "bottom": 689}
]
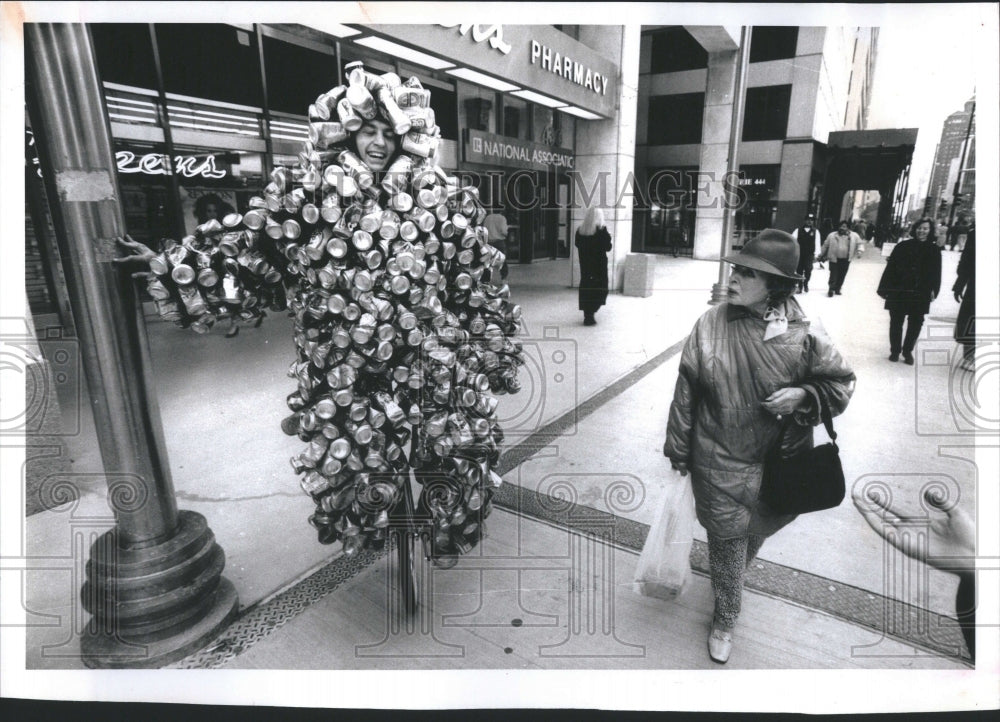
[{"left": 822, "top": 128, "right": 918, "bottom": 227}]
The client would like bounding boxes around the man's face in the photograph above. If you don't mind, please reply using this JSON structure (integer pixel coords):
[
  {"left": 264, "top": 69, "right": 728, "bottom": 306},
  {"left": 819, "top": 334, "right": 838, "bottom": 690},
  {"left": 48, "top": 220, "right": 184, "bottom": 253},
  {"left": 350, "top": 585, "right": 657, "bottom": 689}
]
[
  {"left": 838, "top": 223, "right": 849, "bottom": 235},
  {"left": 804, "top": 218, "right": 814, "bottom": 229},
  {"left": 354, "top": 118, "right": 397, "bottom": 172}
]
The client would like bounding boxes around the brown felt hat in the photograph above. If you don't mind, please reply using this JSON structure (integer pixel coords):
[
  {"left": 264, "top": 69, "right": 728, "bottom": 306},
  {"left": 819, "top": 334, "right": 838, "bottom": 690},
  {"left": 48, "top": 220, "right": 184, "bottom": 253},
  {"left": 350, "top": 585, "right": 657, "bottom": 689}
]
[{"left": 722, "top": 228, "right": 803, "bottom": 280}]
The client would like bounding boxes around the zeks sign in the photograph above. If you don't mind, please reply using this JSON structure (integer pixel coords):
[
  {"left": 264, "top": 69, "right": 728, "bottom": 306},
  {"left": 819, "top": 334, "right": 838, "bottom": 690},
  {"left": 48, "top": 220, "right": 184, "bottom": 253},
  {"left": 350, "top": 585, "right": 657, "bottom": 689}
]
[{"left": 115, "top": 151, "right": 227, "bottom": 179}]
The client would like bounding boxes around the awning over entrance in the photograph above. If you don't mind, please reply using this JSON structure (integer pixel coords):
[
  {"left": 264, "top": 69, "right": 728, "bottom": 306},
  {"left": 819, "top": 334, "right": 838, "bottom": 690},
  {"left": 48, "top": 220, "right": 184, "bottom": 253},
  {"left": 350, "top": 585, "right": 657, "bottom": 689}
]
[{"left": 822, "top": 128, "right": 918, "bottom": 228}]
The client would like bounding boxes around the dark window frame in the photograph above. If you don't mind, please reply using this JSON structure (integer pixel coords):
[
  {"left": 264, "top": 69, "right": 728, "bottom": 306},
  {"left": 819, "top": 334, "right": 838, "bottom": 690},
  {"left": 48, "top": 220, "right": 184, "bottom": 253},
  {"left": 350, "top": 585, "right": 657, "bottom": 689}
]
[
  {"left": 742, "top": 84, "right": 792, "bottom": 142},
  {"left": 647, "top": 93, "right": 705, "bottom": 145},
  {"left": 648, "top": 27, "right": 709, "bottom": 74},
  {"left": 749, "top": 26, "right": 799, "bottom": 63}
]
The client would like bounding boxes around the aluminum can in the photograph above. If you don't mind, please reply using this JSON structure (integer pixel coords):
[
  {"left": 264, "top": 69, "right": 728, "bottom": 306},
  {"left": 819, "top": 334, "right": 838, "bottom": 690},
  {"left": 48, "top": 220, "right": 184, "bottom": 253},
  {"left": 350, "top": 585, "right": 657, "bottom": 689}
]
[
  {"left": 389, "top": 192, "right": 414, "bottom": 213},
  {"left": 171, "top": 262, "right": 196, "bottom": 286},
  {"left": 398, "top": 220, "right": 419, "bottom": 242},
  {"left": 381, "top": 155, "right": 413, "bottom": 195},
  {"left": 325, "top": 293, "right": 347, "bottom": 316},
  {"left": 154, "top": 298, "right": 182, "bottom": 323},
  {"left": 314, "top": 397, "right": 337, "bottom": 420},
  {"left": 196, "top": 219, "right": 224, "bottom": 238},
  {"left": 401, "top": 131, "right": 439, "bottom": 158},
  {"left": 309, "top": 121, "right": 349, "bottom": 148},
  {"left": 242, "top": 209, "right": 266, "bottom": 230},
  {"left": 336, "top": 97, "right": 363, "bottom": 132},
  {"left": 263, "top": 217, "right": 283, "bottom": 240},
  {"left": 190, "top": 313, "right": 216, "bottom": 334},
  {"left": 197, "top": 266, "right": 219, "bottom": 288},
  {"left": 146, "top": 277, "right": 173, "bottom": 301},
  {"left": 352, "top": 229, "right": 374, "bottom": 252},
  {"left": 393, "top": 86, "right": 429, "bottom": 109},
  {"left": 360, "top": 248, "right": 383, "bottom": 270},
  {"left": 376, "top": 87, "right": 412, "bottom": 135},
  {"left": 338, "top": 150, "right": 375, "bottom": 190},
  {"left": 380, "top": 72, "right": 402, "bottom": 89},
  {"left": 282, "top": 219, "right": 302, "bottom": 240},
  {"left": 218, "top": 231, "right": 245, "bottom": 257},
  {"left": 320, "top": 196, "right": 343, "bottom": 224},
  {"left": 379, "top": 211, "right": 401, "bottom": 240},
  {"left": 346, "top": 84, "right": 378, "bottom": 120},
  {"left": 177, "top": 284, "right": 207, "bottom": 315},
  {"left": 342, "top": 302, "right": 362, "bottom": 322},
  {"left": 403, "top": 107, "right": 434, "bottom": 132},
  {"left": 347, "top": 65, "right": 385, "bottom": 92},
  {"left": 149, "top": 253, "right": 170, "bottom": 276},
  {"left": 326, "top": 234, "right": 349, "bottom": 260},
  {"left": 300, "top": 202, "right": 320, "bottom": 225}
]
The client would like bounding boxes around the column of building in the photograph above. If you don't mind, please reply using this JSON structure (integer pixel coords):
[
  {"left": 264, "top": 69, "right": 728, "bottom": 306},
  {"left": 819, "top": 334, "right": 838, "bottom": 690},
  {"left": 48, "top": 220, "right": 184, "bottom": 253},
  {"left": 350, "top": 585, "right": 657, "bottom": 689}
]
[{"left": 570, "top": 25, "right": 641, "bottom": 290}]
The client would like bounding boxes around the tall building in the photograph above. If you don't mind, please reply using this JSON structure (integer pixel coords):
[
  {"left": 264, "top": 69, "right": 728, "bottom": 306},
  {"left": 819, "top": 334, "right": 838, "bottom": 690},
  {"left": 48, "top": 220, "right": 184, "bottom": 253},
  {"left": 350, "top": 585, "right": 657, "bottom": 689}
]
[
  {"left": 634, "top": 26, "right": 878, "bottom": 258},
  {"left": 926, "top": 97, "right": 976, "bottom": 215}
]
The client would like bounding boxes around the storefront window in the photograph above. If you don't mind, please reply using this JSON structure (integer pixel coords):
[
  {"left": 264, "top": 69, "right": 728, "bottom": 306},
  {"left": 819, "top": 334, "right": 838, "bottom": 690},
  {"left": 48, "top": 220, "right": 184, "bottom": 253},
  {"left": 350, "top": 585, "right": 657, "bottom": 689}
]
[
  {"left": 734, "top": 164, "right": 781, "bottom": 247},
  {"left": 533, "top": 105, "right": 565, "bottom": 146},
  {"left": 634, "top": 167, "right": 696, "bottom": 255},
  {"left": 91, "top": 23, "right": 158, "bottom": 90},
  {"left": 502, "top": 96, "right": 529, "bottom": 140},
  {"left": 263, "top": 35, "right": 338, "bottom": 115},
  {"left": 458, "top": 82, "right": 496, "bottom": 135},
  {"left": 155, "top": 24, "right": 263, "bottom": 108},
  {"left": 114, "top": 141, "right": 265, "bottom": 243}
]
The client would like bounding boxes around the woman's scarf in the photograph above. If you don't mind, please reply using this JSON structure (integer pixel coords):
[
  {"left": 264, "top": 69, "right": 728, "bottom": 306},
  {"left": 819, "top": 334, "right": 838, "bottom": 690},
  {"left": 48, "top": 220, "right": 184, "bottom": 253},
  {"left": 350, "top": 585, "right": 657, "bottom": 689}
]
[{"left": 762, "top": 304, "right": 789, "bottom": 340}]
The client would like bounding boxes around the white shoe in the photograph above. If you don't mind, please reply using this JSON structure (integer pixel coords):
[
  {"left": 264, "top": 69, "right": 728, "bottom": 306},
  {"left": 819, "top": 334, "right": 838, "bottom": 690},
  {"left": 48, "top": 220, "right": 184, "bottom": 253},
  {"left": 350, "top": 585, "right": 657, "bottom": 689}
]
[{"left": 708, "top": 624, "right": 733, "bottom": 664}]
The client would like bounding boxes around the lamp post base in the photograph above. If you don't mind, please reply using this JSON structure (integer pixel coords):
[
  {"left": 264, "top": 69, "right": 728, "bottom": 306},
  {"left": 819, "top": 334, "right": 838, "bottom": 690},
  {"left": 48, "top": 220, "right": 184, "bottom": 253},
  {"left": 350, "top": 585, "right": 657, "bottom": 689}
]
[{"left": 80, "top": 510, "right": 240, "bottom": 669}]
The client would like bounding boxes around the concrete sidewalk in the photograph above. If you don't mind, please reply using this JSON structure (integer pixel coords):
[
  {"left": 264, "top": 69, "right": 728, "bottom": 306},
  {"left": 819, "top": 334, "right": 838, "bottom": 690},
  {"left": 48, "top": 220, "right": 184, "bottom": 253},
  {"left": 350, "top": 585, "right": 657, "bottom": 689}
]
[{"left": 22, "top": 248, "right": 979, "bottom": 670}]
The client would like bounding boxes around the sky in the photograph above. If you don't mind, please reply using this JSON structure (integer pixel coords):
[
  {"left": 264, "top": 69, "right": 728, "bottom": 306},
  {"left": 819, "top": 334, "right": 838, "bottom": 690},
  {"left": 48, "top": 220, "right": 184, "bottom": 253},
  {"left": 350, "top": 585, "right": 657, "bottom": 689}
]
[{"left": 864, "top": 7, "right": 982, "bottom": 193}]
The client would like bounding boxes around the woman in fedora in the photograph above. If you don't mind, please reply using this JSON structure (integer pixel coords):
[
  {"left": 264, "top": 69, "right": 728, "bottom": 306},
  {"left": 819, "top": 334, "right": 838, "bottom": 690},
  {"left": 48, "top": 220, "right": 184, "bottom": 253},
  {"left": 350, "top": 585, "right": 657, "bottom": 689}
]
[{"left": 662, "top": 229, "right": 856, "bottom": 663}]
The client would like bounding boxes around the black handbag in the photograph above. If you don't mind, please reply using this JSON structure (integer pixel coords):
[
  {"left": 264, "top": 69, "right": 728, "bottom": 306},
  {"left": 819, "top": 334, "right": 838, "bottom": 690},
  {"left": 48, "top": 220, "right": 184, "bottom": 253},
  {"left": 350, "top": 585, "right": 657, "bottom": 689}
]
[{"left": 759, "top": 389, "right": 845, "bottom": 515}]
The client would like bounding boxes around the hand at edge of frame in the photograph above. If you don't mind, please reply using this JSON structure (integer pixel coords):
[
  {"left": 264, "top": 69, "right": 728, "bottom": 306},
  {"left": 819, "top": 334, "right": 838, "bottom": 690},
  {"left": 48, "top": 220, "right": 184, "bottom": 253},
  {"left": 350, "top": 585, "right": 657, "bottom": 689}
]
[
  {"left": 112, "top": 234, "right": 155, "bottom": 268},
  {"left": 852, "top": 487, "right": 976, "bottom": 575}
]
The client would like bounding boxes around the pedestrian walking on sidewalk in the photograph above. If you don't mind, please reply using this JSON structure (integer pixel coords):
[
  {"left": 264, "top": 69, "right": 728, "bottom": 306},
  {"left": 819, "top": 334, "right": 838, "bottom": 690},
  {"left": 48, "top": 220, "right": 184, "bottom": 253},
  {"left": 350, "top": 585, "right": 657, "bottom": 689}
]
[
  {"left": 483, "top": 209, "right": 511, "bottom": 281},
  {"left": 817, "top": 220, "right": 863, "bottom": 297},
  {"left": 662, "top": 229, "right": 856, "bottom": 664},
  {"left": 790, "top": 213, "right": 820, "bottom": 293},
  {"left": 952, "top": 226, "right": 976, "bottom": 371},
  {"left": 877, "top": 217, "right": 941, "bottom": 365},
  {"left": 575, "top": 206, "right": 612, "bottom": 326}
]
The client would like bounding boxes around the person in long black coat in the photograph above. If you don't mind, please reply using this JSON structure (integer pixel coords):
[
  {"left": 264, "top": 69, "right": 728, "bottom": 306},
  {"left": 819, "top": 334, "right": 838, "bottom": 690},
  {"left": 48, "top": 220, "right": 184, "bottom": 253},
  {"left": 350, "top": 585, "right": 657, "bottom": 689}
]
[
  {"left": 953, "top": 226, "right": 976, "bottom": 371},
  {"left": 877, "top": 217, "right": 942, "bottom": 365},
  {"left": 575, "top": 207, "right": 612, "bottom": 326}
]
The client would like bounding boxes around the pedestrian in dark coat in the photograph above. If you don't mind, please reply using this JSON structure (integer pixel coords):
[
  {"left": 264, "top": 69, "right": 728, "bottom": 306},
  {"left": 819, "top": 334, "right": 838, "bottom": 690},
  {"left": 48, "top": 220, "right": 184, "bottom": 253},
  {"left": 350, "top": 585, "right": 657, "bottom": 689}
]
[
  {"left": 877, "top": 217, "right": 942, "bottom": 365},
  {"left": 953, "top": 227, "right": 976, "bottom": 370},
  {"left": 663, "top": 229, "right": 856, "bottom": 664},
  {"left": 575, "top": 207, "right": 612, "bottom": 326}
]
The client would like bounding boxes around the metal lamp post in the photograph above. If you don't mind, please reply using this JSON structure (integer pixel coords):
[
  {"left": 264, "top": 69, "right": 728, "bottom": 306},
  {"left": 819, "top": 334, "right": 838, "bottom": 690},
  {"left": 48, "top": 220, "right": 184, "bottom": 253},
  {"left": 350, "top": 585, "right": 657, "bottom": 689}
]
[
  {"left": 710, "top": 26, "right": 751, "bottom": 305},
  {"left": 25, "top": 23, "right": 238, "bottom": 669}
]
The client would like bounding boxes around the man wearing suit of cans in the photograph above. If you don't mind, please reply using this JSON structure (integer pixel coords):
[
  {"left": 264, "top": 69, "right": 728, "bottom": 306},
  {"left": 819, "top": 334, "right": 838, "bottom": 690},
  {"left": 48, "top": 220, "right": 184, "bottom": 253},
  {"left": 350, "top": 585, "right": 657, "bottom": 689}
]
[{"left": 116, "top": 61, "right": 526, "bottom": 568}]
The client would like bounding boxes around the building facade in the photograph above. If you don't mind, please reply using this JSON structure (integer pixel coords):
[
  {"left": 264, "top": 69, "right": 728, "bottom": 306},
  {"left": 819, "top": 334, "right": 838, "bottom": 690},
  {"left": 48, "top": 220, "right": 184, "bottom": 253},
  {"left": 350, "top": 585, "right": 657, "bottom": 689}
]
[
  {"left": 634, "top": 25, "right": 878, "bottom": 258},
  {"left": 26, "top": 22, "right": 637, "bottom": 320},
  {"left": 926, "top": 97, "right": 976, "bottom": 216}
]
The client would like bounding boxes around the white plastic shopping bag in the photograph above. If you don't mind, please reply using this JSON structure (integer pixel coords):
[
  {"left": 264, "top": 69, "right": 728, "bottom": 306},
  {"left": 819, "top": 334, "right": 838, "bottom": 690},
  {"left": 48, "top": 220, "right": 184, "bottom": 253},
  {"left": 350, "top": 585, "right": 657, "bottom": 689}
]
[{"left": 633, "top": 473, "right": 695, "bottom": 600}]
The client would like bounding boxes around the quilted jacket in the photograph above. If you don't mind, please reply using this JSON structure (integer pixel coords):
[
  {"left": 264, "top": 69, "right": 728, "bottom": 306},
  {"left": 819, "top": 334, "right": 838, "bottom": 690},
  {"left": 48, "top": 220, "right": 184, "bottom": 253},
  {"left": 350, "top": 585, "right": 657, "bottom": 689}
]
[{"left": 664, "top": 299, "right": 856, "bottom": 538}]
